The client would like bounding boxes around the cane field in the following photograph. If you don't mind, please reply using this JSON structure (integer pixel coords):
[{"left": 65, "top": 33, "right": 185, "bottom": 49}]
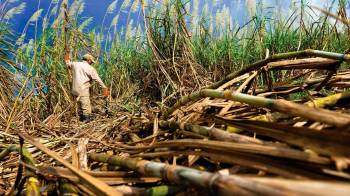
[{"left": 1, "top": 0, "right": 350, "bottom": 195}]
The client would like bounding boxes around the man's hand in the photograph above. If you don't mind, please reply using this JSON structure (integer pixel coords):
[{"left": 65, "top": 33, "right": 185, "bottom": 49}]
[
  {"left": 102, "top": 88, "right": 109, "bottom": 97},
  {"left": 64, "top": 53, "right": 70, "bottom": 62}
]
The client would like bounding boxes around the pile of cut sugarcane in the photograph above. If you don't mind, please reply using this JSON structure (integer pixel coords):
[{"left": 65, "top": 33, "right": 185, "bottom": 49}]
[{"left": 1, "top": 49, "right": 350, "bottom": 195}]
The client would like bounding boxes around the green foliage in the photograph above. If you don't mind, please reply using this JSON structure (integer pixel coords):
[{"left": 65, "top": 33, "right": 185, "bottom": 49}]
[
  {"left": 289, "top": 91, "right": 308, "bottom": 101},
  {"left": 3, "top": 0, "right": 350, "bottom": 119}
]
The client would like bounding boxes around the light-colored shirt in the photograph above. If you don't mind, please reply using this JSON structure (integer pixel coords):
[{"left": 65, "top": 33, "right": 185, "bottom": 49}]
[{"left": 65, "top": 60, "right": 106, "bottom": 96}]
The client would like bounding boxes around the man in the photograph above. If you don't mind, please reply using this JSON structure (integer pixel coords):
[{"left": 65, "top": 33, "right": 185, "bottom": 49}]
[{"left": 64, "top": 53, "right": 109, "bottom": 122}]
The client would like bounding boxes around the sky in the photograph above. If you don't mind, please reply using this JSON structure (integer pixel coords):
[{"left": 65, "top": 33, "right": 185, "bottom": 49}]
[
  {"left": 3, "top": 0, "right": 344, "bottom": 40},
  {"left": 7, "top": 0, "right": 115, "bottom": 37}
]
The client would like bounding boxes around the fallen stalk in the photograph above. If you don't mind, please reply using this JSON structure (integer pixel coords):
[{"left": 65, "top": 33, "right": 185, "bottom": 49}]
[
  {"left": 266, "top": 57, "right": 339, "bottom": 70},
  {"left": 214, "top": 118, "right": 350, "bottom": 158},
  {"left": 118, "top": 138, "right": 330, "bottom": 164},
  {"left": 143, "top": 139, "right": 330, "bottom": 164},
  {"left": 209, "top": 49, "right": 350, "bottom": 89},
  {"left": 305, "top": 91, "right": 350, "bottom": 108},
  {"left": 0, "top": 144, "right": 39, "bottom": 195},
  {"left": 163, "top": 89, "right": 350, "bottom": 128},
  {"left": 89, "top": 153, "right": 291, "bottom": 195},
  {"left": 28, "top": 165, "right": 160, "bottom": 186},
  {"left": 17, "top": 132, "right": 122, "bottom": 196},
  {"left": 130, "top": 150, "right": 330, "bottom": 179},
  {"left": 242, "top": 177, "right": 350, "bottom": 196},
  {"left": 158, "top": 120, "right": 265, "bottom": 144},
  {"left": 224, "top": 91, "right": 350, "bottom": 132}
]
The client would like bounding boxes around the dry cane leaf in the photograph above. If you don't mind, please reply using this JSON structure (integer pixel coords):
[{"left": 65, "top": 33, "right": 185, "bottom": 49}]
[
  {"left": 69, "top": 144, "right": 80, "bottom": 169},
  {"left": 77, "top": 138, "right": 89, "bottom": 170},
  {"left": 188, "top": 155, "right": 200, "bottom": 167},
  {"left": 18, "top": 132, "right": 122, "bottom": 196},
  {"left": 333, "top": 156, "right": 350, "bottom": 171}
]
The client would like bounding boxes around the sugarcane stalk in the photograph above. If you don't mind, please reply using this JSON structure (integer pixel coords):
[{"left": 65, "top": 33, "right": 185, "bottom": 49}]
[
  {"left": 63, "top": 2, "right": 70, "bottom": 58},
  {"left": 18, "top": 132, "right": 122, "bottom": 196},
  {"left": 59, "top": 180, "right": 79, "bottom": 196},
  {"left": 226, "top": 114, "right": 273, "bottom": 133},
  {"left": 131, "top": 150, "right": 327, "bottom": 180},
  {"left": 216, "top": 118, "right": 350, "bottom": 158},
  {"left": 304, "top": 49, "right": 350, "bottom": 60},
  {"left": 209, "top": 49, "right": 350, "bottom": 89},
  {"left": 114, "top": 185, "right": 146, "bottom": 195},
  {"left": 242, "top": 177, "right": 350, "bottom": 196},
  {"left": 0, "top": 144, "right": 36, "bottom": 165},
  {"left": 163, "top": 89, "right": 270, "bottom": 117},
  {"left": 267, "top": 57, "right": 339, "bottom": 70},
  {"left": 0, "top": 145, "right": 39, "bottom": 196},
  {"left": 89, "top": 153, "right": 290, "bottom": 195},
  {"left": 328, "top": 82, "right": 350, "bottom": 87},
  {"left": 63, "top": 1, "right": 73, "bottom": 84},
  {"left": 92, "top": 136, "right": 329, "bottom": 163},
  {"left": 33, "top": 166, "right": 131, "bottom": 179},
  {"left": 145, "top": 185, "right": 184, "bottom": 196},
  {"left": 255, "top": 77, "right": 325, "bottom": 94},
  {"left": 0, "top": 144, "right": 18, "bottom": 160},
  {"left": 158, "top": 120, "right": 264, "bottom": 144},
  {"left": 305, "top": 91, "right": 350, "bottom": 108},
  {"left": 315, "top": 69, "right": 337, "bottom": 91},
  {"left": 142, "top": 139, "right": 330, "bottom": 164},
  {"left": 227, "top": 91, "right": 350, "bottom": 132},
  {"left": 26, "top": 177, "right": 40, "bottom": 196},
  {"left": 163, "top": 89, "right": 350, "bottom": 128}
]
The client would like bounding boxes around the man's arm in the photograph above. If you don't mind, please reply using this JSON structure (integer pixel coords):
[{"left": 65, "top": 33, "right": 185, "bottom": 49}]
[
  {"left": 89, "top": 67, "right": 107, "bottom": 89},
  {"left": 89, "top": 67, "right": 109, "bottom": 97}
]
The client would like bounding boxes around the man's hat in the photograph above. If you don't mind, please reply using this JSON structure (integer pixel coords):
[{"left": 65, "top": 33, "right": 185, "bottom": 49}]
[{"left": 82, "top": 53, "right": 96, "bottom": 63}]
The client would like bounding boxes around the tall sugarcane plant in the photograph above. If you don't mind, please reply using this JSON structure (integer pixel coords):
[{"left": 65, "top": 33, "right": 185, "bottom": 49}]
[
  {"left": 2, "top": 0, "right": 350, "bottom": 121},
  {"left": 0, "top": 22, "right": 18, "bottom": 126}
]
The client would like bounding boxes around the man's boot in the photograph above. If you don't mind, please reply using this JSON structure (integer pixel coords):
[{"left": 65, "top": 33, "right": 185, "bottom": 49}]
[
  {"left": 81, "top": 114, "right": 95, "bottom": 123},
  {"left": 80, "top": 115, "right": 91, "bottom": 123},
  {"left": 79, "top": 114, "right": 85, "bottom": 122}
]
